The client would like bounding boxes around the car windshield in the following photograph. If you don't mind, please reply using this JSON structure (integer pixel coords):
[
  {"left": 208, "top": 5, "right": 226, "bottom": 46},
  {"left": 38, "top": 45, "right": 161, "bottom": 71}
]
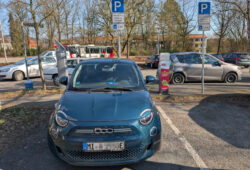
[
  {"left": 69, "top": 62, "right": 144, "bottom": 91},
  {"left": 40, "top": 51, "right": 48, "bottom": 56},
  {"left": 15, "top": 58, "right": 33, "bottom": 65},
  {"left": 237, "top": 54, "right": 250, "bottom": 58}
]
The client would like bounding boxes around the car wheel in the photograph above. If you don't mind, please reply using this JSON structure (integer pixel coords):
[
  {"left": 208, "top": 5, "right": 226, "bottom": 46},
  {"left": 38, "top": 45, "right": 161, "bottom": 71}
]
[
  {"left": 13, "top": 71, "right": 24, "bottom": 81},
  {"left": 53, "top": 74, "right": 59, "bottom": 86},
  {"left": 47, "top": 132, "right": 60, "bottom": 159},
  {"left": 172, "top": 73, "right": 185, "bottom": 84},
  {"left": 225, "top": 73, "right": 237, "bottom": 83},
  {"left": 244, "top": 65, "right": 249, "bottom": 68}
]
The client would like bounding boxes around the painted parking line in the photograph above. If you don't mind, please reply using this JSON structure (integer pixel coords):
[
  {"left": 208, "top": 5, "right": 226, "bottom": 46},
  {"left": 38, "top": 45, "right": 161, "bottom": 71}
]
[{"left": 156, "top": 105, "right": 208, "bottom": 170}]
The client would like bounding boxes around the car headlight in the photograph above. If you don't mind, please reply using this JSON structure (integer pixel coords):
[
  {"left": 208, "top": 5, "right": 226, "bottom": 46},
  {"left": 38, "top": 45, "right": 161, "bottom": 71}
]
[
  {"left": 0, "top": 68, "right": 10, "bottom": 72},
  {"left": 139, "top": 109, "right": 154, "bottom": 125},
  {"left": 55, "top": 110, "right": 69, "bottom": 127},
  {"left": 237, "top": 66, "right": 241, "bottom": 70}
]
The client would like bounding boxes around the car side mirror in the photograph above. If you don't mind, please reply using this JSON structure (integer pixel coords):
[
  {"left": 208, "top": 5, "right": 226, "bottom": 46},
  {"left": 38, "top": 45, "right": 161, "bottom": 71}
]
[
  {"left": 59, "top": 76, "right": 68, "bottom": 86},
  {"left": 146, "top": 75, "right": 156, "bottom": 84},
  {"left": 214, "top": 62, "right": 221, "bottom": 66}
]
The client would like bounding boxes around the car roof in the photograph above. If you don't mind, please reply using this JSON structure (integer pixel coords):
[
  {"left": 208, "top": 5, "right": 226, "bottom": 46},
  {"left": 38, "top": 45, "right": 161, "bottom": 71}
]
[
  {"left": 79, "top": 58, "right": 135, "bottom": 64},
  {"left": 171, "top": 52, "right": 200, "bottom": 55}
]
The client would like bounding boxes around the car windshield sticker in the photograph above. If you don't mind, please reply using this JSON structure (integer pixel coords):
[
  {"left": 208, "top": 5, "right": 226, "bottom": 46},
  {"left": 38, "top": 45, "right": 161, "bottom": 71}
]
[{"left": 76, "top": 81, "right": 80, "bottom": 85}]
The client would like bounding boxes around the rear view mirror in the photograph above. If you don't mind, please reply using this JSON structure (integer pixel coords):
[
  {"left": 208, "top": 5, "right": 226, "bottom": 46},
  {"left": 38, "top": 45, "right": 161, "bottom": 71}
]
[
  {"left": 214, "top": 62, "right": 221, "bottom": 66},
  {"left": 146, "top": 75, "right": 156, "bottom": 84},
  {"left": 59, "top": 76, "right": 68, "bottom": 86}
]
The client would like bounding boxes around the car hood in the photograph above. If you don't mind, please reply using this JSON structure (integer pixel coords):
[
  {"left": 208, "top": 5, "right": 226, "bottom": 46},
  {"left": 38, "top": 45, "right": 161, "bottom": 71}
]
[
  {"left": 0, "top": 64, "right": 16, "bottom": 70},
  {"left": 59, "top": 90, "right": 152, "bottom": 121}
]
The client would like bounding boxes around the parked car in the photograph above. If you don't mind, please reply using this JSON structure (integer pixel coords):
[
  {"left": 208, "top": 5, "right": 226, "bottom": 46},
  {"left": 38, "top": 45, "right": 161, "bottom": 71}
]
[
  {"left": 40, "top": 50, "right": 70, "bottom": 59},
  {"left": 223, "top": 52, "right": 250, "bottom": 68},
  {"left": 210, "top": 53, "right": 224, "bottom": 61},
  {"left": 44, "top": 58, "right": 86, "bottom": 86},
  {"left": 145, "top": 54, "right": 159, "bottom": 68},
  {"left": 157, "top": 52, "right": 242, "bottom": 84},
  {"left": 47, "top": 59, "right": 161, "bottom": 166},
  {"left": 0, "top": 56, "right": 57, "bottom": 81}
]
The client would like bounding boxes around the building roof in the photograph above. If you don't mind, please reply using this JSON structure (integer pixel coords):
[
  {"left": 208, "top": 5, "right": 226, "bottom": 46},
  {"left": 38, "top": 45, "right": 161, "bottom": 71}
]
[
  {"left": 189, "top": 34, "right": 207, "bottom": 39},
  {"left": 28, "top": 38, "right": 37, "bottom": 48}
]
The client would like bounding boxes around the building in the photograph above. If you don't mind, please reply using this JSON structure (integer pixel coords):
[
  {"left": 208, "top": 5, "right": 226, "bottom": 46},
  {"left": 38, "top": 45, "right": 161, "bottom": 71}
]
[
  {"left": 28, "top": 38, "right": 37, "bottom": 49},
  {"left": 189, "top": 34, "right": 207, "bottom": 53}
]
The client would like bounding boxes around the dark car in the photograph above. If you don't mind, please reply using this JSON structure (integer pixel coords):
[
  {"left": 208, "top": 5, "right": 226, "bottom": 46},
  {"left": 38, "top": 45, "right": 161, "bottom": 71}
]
[
  {"left": 145, "top": 55, "right": 159, "bottom": 68},
  {"left": 48, "top": 59, "right": 161, "bottom": 166},
  {"left": 210, "top": 53, "right": 224, "bottom": 61},
  {"left": 223, "top": 52, "right": 250, "bottom": 67}
]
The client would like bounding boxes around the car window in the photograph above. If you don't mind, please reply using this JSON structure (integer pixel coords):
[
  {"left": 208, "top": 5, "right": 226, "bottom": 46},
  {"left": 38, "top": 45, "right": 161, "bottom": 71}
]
[
  {"left": 70, "top": 63, "right": 144, "bottom": 91},
  {"left": 28, "top": 58, "right": 38, "bottom": 65},
  {"left": 177, "top": 54, "right": 201, "bottom": 64},
  {"left": 46, "top": 52, "right": 52, "bottom": 56},
  {"left": 66, "top": 60, "right": 78, "bottom": 68},
  {"left": 204, "top": 55, "right": 217, "bottom": 64},
  {"left": 44, "top": 57, "right": 56, "bottom": 64}
]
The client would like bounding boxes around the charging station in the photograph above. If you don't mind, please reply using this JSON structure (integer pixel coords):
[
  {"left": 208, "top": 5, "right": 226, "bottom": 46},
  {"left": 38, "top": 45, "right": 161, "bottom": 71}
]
[{"left": 159, "top": 53, "right": 171, "bottom": 95}]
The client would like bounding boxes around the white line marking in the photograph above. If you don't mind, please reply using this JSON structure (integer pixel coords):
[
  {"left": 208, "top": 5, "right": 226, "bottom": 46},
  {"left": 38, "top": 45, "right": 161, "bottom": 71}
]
[{"left": 156, "top": 105, "right": 208, "bottom": 170}]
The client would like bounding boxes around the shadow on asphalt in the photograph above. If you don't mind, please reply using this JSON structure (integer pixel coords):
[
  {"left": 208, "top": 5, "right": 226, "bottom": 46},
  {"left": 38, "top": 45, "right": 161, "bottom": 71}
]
[{"left": 188, "top": 94, "right": 250, "bottom": 149}]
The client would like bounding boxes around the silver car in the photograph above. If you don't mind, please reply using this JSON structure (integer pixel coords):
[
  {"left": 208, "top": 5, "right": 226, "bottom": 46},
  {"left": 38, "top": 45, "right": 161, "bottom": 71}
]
[
  {"left": 157, "top": 52, "right": 242, "bottom": 84},
  {"left": 0, "top": 56, "right": 57, "bottom": 81}
]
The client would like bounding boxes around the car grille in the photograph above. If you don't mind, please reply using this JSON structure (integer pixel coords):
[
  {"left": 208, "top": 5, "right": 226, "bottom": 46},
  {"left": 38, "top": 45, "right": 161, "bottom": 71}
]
[{"left": 63, "top": 146, "right": 145, "bottom": 162}]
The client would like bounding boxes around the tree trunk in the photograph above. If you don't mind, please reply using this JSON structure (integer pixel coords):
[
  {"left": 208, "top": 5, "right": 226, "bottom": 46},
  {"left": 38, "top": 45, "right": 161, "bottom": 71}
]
[
  {"left": 30, "top": 0, "right": 46, "bottom": 90},
  {"left": 217, "top": 37, "right": 222, "bottom": 54}
]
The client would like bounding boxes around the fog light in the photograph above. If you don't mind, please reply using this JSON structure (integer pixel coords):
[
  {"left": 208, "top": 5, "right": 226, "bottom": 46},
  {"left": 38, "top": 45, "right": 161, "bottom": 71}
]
[
  {"left": 150, "top": 126, "right": 157, "bottom": 136},
  {"left": 51, "top": 128, "right": 58, "bottom": 138}
]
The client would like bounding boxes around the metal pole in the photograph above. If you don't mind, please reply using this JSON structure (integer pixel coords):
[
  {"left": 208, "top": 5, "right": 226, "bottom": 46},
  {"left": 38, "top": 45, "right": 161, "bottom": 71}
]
[
  {"left": 201, "top": 30, "right": 205, "bottom": 94},
  {"left": 118, "top": 32, "right": 121, "bottom": 58},
  {"left": 157, "top": 33, "right": 160, "bottom": 55},
  {"left": 0, "top": 20, "right": 8, "bottom": 63},
  {"left": 21, "top": 22, "right": 29, "bottom": 80}
]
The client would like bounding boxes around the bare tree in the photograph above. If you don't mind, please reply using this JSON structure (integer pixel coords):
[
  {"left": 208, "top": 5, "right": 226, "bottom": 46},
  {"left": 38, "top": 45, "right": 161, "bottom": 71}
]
[{"left": 212, "top": 0, "right": 234, "bottom": 54}]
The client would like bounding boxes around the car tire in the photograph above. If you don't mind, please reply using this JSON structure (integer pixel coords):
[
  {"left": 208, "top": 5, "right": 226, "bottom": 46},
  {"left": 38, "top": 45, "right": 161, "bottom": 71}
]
[
  {"left": 13, "top": 71, "right": 24, "bottom": 81},
  {"left": 225, "top": 72, "right": 237, "bottom": 83},
  {"left": 53, "top": 74, "right": 59, "bottom": 86},
  {"left": 47, "top": 132, "right": 60, "bottom": 159},
  {"left": 172, "top": 73, "right": 185, "bottom": 84}
]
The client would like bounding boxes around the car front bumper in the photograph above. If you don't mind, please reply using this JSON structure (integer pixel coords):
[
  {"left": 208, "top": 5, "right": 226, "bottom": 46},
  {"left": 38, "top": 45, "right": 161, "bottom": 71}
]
[
  {"left": 236, "top": 61, "right": 250, "bottom": 66},
  {"left": 48, "top": 117, "right": 161, "bottom": 166},
  {"left": 0, "top": 72, "right": 12, "bottom": 79}
]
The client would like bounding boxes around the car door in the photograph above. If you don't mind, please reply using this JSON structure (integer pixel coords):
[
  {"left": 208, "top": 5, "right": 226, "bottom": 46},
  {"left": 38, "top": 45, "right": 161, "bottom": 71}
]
[
  {"left": 28, "top": 58, "right": 39, "bottom": 77},
  {"left": 181, "top": 54, "right": 202, "bottom": 81},
  {"left": 204, "top": 55, "right": 224, "bottom": 81}
]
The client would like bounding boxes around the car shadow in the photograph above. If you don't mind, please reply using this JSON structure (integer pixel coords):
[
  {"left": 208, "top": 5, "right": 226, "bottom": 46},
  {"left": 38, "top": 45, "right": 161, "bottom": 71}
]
[{"left": 188, "top": 94, "right": 250, "bottom": 149}]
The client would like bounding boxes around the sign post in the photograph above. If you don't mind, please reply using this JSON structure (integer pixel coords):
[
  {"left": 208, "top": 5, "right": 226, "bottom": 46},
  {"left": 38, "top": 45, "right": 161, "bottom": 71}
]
[
  {"left": 198, "top": 2, "right": 210, "bottom": 94},
  {"left": 112, "top": 0, "right": 124, "bottom": 58}
]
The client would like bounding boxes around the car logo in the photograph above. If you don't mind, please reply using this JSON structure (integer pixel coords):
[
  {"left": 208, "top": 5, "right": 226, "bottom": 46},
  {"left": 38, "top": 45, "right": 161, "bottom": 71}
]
[{"left": 94, "top": 128, "right": 114, "bottom": 134}]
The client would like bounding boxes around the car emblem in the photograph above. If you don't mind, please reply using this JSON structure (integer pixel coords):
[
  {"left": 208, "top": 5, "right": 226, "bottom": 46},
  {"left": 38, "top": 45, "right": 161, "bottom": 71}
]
[{"left": 94, "top": 128, "right": 114, "bottom": 134}]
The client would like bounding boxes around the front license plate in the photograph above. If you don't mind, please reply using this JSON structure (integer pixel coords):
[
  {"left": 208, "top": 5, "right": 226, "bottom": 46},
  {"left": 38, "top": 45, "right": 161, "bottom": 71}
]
[{"left": 83, "top": 141, "right": 125, "bottom": 151}]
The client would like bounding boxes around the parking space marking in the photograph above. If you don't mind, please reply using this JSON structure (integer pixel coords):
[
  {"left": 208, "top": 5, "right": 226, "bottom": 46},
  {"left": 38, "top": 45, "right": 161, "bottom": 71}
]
[{"left": 156, "top": 105, "right": 208, "bottom": 170}]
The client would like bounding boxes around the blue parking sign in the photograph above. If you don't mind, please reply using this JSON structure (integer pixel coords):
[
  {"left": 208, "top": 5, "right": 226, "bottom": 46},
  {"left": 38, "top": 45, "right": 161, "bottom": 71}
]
[
  {"left": 198, "top": 2, "right": 210, "bottom": 15},
  {"left": 112, "top": 0, "right": 124, "bottom": 13}
]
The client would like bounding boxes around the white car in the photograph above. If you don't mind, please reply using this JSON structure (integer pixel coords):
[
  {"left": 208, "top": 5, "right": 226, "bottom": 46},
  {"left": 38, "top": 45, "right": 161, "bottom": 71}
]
[
  {"left": 40, "top": 50, "right": 70, "bottom": 59},
  {"left": 0, "top": 56, "right": 57, "bottom": 81},
  {"left": 44, "top": 58, "right": 86, "bottom": 85}
]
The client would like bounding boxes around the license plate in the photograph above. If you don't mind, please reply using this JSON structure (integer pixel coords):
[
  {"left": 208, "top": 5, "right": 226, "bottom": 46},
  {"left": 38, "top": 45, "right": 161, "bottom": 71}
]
[{"left": 83, "top": 141, "right": 125, "bottom": 151}]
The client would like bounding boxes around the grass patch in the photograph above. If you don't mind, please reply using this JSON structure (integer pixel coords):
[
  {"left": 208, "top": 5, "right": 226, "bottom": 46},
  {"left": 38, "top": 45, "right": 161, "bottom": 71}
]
[{"left": 0, "top": 88, "right": 64, "bottom": 99}]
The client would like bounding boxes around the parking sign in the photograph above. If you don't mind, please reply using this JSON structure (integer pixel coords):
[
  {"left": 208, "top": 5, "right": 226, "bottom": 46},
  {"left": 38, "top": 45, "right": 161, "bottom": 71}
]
[
  {"left": 112, "top": 0, "right": 124, "bottom": 13},
  {"left": 198, "top": 2, "right": 210, "bottom": 31}
]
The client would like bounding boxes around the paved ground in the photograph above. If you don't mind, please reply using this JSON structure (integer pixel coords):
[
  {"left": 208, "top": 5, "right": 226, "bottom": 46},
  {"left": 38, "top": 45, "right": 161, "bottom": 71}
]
[
  {"left": 1, "top": 67, "right": 250, "bottom": 95},
  {"left": 0, "top": 95, "right": 249, "bottom": 169}
]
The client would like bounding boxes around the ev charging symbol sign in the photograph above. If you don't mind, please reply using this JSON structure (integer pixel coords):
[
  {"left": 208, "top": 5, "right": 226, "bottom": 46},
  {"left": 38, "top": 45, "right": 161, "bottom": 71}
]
[{"left": 112, "top": 0, "right": 124, "bottom": 13}]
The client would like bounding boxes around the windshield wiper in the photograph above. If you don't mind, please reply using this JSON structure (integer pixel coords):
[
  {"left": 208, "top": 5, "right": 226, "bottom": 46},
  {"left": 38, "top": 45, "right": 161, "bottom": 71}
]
[{"left": 102, "top": 87, "right": 134, "bottom": 92}]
